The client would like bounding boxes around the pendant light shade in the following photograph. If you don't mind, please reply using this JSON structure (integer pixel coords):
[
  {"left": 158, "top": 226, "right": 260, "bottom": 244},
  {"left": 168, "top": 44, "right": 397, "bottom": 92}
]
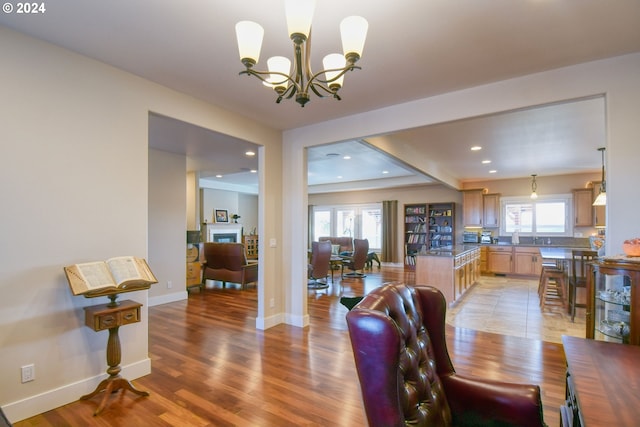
[
  {"left": 530, "top": 174, "right": 538, "bottom": 199},
  {"left": 593, "top": 147, "right": 606, "bottom": 206}
]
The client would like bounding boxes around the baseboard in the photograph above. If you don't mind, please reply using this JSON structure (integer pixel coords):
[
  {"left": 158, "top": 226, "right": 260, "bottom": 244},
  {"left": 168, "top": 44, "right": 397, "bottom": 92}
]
[
  {"left": 255, "top": 312, "right": 285, "bottom": 330},
  {"left": 285, "top": 312, "right": 309, "bottom": 328},
  {"left": 148, "top": 290, "right": 188, "bottom": 307},
  {"left": 3, "top": 358, "right": 151, "bottom": 424}
]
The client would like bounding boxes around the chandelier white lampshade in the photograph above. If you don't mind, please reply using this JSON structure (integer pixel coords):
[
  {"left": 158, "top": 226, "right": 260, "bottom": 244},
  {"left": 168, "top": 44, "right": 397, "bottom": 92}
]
[
  {"left": 235, "top": 1, "right": 368, "bottom": 107},
  {"left": 285, "top": 0, "right": 315, "bottom": 39},
  {"left": 340, "top": 16, "right": 369, "bottom": 59},
  {"left": 263, "top": 56, "right": 292, "bottom": 90},
  {"left": 323, "top": 53, "right": 346, "bottom": 89},
  {"left": 236, "top": 21, "right": 264, "bottom": 66}
]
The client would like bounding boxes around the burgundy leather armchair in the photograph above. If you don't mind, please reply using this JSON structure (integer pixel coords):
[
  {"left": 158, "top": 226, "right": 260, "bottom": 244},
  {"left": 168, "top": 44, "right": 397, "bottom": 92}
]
[
  {"left": 346, "top": 283, "right": 546, "bottom": 427},
  {"left": 201, "top": 242, "right": 258, "bottom": 290}
]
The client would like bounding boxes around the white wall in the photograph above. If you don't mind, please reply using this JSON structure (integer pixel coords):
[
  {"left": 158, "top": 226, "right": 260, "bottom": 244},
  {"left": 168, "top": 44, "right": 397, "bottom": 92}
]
[
  {"left": 0, "top": 27, "right": 283, "bottom": 422},
  {"left": 148, "top": 149, "right": 188, "bottom": 305},
  {"left": 238, "top": 193, "right": 259, "bottom": 236}
]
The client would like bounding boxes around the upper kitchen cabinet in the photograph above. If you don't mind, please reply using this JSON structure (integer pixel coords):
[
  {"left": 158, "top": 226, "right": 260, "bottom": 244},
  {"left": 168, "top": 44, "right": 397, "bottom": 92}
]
[
  {"left": 462, "top": 189, "right": 485, "bottom": 227},
  {"left": 483, "top": 193, "right": 500, "bottom": 228},
  {"left": 573, "top": 188, "right": 594, "bottom": 227}
]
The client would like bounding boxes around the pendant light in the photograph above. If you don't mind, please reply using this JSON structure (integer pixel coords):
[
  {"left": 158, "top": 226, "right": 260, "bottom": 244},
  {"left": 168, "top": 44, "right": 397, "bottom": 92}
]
[
  {"left": 530, "top": 174, "right": 538, "bottom": 199},
  {"left": 593, "top": 147, "right": 606, "bottom": 206}
]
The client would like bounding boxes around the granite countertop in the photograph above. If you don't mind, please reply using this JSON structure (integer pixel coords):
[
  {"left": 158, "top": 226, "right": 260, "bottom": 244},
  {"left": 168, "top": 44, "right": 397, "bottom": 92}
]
[
  {"left": 418, "top": 245, "right": 479, "bottom": 257},
  {"left": 480, "top": 242, "right": 590, "bottom": 248}
]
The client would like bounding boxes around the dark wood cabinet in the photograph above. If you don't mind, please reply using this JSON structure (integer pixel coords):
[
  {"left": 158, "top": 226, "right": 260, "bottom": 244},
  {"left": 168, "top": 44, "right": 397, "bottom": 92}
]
[
  {"left": 586, "top": 257, "right": 639, "bottom": 345},
  {"left": 404, "top": 202, "right": 455, "bottom": 268},
  {"left": 562, "top": 335, "right": 640, "bottom": 426}
]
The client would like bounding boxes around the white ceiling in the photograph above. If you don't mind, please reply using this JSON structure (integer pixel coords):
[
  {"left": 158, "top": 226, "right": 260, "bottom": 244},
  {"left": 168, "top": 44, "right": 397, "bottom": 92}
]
[{"left": 3, "top": 1, "right": 638, "bottom": 192}]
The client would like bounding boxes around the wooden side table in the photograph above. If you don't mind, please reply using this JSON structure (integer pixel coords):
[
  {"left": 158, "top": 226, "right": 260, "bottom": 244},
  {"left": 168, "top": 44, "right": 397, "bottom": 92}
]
[{"left": 81, "top": 299, "right": 149, "bottom": 415}]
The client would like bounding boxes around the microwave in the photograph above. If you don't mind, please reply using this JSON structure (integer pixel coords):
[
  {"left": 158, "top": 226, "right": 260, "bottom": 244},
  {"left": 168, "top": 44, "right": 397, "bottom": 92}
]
[{"left": 463, "top": 231, "right": 480, "bottom": 243}]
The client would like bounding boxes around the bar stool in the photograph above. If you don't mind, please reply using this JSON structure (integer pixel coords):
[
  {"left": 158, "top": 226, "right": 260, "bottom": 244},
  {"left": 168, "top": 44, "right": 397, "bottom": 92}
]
[
  {"left": 569, "top": 250, "right": 597, "bottom": 322},
  {"left": 539, "top": 264, "right": 567, "bottom": 310},
  {"left": 538, "top": 261, "right": 561, "bottom": 298}
]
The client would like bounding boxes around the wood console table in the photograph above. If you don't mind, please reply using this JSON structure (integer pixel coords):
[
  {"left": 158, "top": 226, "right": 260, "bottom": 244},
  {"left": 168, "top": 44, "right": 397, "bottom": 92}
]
[
  {"left": 562, "top": 335, "right": 640, "bottom": 426},
  {"left": 81, "top": 299, "right": 149, "bottom": 415}
]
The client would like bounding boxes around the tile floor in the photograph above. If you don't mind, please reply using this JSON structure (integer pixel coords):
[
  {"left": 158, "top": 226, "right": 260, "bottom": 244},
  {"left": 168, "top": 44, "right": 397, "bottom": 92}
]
[{"left": 446, "top": 275, "right": 586, "bottom": 343}]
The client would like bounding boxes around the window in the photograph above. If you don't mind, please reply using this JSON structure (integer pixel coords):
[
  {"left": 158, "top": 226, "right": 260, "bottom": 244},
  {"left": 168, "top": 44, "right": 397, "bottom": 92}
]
[
  {"left": 311, "top": 203, "right": 382, "bottom": 250},
  {"left": 501, "top": 195, "right": 571, "bottom": 236}
]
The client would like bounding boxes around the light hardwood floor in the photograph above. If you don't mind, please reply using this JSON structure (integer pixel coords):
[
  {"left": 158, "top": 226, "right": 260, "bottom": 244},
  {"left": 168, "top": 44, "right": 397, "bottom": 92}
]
[{"left": 14, "top": 266, "right": 569, "bottom": 426}]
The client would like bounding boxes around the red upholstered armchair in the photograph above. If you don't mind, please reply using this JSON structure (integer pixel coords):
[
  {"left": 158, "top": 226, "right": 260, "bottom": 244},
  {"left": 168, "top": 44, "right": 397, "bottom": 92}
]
[
  {"left": 346, "top": 283, "right": 546, "bottom": 427},
  {"left": 201, "top": 242, "right": 258, "bottom": 290}
]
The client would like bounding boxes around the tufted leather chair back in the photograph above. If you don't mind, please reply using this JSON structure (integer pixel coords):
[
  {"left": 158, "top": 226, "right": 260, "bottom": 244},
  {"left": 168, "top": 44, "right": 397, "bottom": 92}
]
[{"left": 346, "top": 283, "right": 454, "bottom": 426}]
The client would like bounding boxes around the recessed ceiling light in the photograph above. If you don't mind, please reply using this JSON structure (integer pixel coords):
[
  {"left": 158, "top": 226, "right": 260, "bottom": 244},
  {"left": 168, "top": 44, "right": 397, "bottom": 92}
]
[
  {"left": 245, "top": 150, "right": 256, "bottom": 156},
  {"left": 489, "top": 170, "right": 497, "bottom": 174},
  {"left": 382, "top": 170, "right": 389, "bottom": 174},
  {"left": 343, "top": 155, "right": 351, "bottom": 160},
  {"left": 482, "top": 160, "right": 491, "bottom": 164},
  {"left": 250, "top": 169, "right": 257, "bottom": 173},
  {"left": 471, "top": 146, "right": 482, "bottom": 151},
  {"left": 337, "top": 175, "right": 343, "bottom": 179},
  {"left": 216, "top": 174, "right": 223, "bottom": 178}
]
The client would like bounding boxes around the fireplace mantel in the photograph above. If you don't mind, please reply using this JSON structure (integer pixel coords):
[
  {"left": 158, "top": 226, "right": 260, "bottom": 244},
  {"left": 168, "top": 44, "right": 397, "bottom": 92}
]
[{"left": 202, "top": 223, "right": 243, "bottom": 243}]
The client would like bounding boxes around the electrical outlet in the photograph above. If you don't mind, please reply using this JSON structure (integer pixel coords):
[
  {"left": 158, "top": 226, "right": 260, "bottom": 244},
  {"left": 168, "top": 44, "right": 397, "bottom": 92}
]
[
  {"left": 21, "top": 364, "right": 35, "bottom": 383},
  {"left": 269, "top": 298, "right": 275, "bottom": 308},
  {"left": 167, "top": 280, "right": 172, "bottom": 289}
]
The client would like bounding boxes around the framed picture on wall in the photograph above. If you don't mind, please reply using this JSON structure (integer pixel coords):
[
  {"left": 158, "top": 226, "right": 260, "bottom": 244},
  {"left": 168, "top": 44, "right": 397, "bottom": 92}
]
[{"left": 214, "top": 209, "right": 229, "bottom": 223}]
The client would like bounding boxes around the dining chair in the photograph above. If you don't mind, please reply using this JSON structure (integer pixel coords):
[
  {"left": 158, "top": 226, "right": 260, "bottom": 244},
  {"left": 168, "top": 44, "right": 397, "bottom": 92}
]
[
  {"left": 308, "top": 240, "right": 332, "bottom": 289},
  {"left": 569, "top": 249, "right": 598, "bottom": 322},
  {"left": 341, "top": 238, "right": 369, "bottom": 278}
]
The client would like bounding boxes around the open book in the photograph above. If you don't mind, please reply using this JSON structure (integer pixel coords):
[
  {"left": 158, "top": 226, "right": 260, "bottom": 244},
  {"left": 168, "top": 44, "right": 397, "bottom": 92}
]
[{"left": 64, "top": 256, "right": 158, "bottom": 297}]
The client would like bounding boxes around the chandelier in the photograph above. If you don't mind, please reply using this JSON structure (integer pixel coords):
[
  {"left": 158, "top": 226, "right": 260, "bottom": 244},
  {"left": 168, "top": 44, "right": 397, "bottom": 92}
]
[{"left": 235, "top": 0, "right": 368, "bottom": 107}]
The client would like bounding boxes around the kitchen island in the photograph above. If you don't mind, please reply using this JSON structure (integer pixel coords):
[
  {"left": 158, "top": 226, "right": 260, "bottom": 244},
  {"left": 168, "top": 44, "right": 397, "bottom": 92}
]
[{"left": 415, "top": 245, "right": 481, "bottom": 305}]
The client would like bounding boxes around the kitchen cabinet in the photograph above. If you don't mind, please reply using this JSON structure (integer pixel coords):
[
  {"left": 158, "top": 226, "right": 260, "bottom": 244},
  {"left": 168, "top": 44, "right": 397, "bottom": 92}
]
[
  {"left": 487, "top": 245, "right": 512, "bottom": 274},
  {"left": 462, "top": 189, "right": 484, "bottom": 227},
  {"left": 586, "top": 257, "right": 640, "bottom": 345},
  {"left": 514, "top": 246, "right": 543, "bottom": 276},
  {"left": 415, "top": 246, "right": 480, "bottom": 305},
  {"left": 573, "top": 188, "right": 594, "bottom": 227},
  {"left": 480, "top": 246, "right": 488, "bottom": 274},
  {"left": 482, "top": 193, "right": 500, "bottom": 228}
]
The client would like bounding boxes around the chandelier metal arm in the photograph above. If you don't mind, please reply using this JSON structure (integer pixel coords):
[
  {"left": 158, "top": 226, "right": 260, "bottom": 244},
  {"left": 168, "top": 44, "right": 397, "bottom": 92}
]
[{"left": 238, "top": 32, "right": 362, "bottom": 107}]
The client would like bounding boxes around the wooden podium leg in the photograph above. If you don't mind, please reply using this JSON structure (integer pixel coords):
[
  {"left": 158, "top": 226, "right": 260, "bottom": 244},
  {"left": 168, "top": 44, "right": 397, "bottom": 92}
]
[{"left": 80, "top": 326, "right": 149, "bottom": 415}]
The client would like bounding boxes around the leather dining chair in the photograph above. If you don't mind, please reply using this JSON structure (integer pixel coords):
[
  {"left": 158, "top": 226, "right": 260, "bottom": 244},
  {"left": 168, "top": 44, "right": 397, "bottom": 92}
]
[
  {"left": 341, "top": 238, "right": 369, "bottom": 278},
  {"left": 346, "top": 283, "right": 545, "bottom": 427},
  {"left": 569, "top": 249, "right": 598, "bottom": 322},
  {"left": 308, "top": 240, "right": 332, "bottom": 289}
]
